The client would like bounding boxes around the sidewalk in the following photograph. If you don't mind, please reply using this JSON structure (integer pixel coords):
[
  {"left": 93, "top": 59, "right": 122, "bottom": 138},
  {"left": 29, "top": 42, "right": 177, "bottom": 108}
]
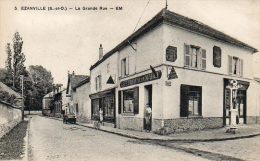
[{"left": 47, "top": 116, "right": 260, "bottom": 142}]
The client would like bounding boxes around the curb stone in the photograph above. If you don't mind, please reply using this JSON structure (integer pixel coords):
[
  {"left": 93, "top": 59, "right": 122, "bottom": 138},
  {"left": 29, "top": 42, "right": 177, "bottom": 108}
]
[{"left": 43, "top": 116, "right": 260, "bottom": 142}]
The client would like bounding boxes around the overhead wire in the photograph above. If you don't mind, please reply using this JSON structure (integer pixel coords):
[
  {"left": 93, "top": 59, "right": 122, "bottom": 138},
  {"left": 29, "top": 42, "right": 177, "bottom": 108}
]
[{"left": 133, "top": 0, "right": 151, "bottom": 33}]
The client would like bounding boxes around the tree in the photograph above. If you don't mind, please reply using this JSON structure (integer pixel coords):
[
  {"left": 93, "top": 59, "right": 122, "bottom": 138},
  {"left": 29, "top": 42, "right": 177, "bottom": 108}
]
[
  {"left": 5, "top": 43, "right": 12, "bottom": 72},
  {"left": 12, "top": 32, "right": 26, "bottom": 89},
  {"left": 27, "top": 65, "right": 54, "bottom": 110}
]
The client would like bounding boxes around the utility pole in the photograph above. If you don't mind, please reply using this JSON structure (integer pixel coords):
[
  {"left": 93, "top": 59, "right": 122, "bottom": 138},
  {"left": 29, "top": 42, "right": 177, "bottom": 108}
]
[{"left": 20, "top": 75, "right": 24, "bottom": 120}]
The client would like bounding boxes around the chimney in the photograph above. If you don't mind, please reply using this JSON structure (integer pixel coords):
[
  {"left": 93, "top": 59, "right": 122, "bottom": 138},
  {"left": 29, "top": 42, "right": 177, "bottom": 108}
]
[
  {"left": 99, "top": 44, "right": 103, "bottom": 60},
  {"left": 72, "top": 71, "right": 75, "bottom": 78}
]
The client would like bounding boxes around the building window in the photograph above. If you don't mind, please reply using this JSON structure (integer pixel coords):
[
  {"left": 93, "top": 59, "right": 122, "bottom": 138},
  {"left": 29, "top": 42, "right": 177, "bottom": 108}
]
[
  {"left": 91, "top": 99, "right": 100, "bottom": 120},
  {"left": 228, "top": 55, "right": 243, "bottom": 76},
  {"left": 95, "top": 75, "right": 102, "bottom": 91},
  {"left": 121, "top": 57, "right": 129, "bottom": 77},
  {"left": 122, "top": 87, "right": 139, "bottom": 114},
  {"left": 213, "top": 46, "right": 221, "bottom": 67},
  {"left": 180, "top": 85, "right": 202, "bottom": 117},
  {"left": 107, "top": 63, "right": 110, "bottom": 73},
  {"left": 75, "top": 103, "right": 79, "bottom": 113},
  {"left": 184, "top": 44, "right": 206, "bottom": 70}
]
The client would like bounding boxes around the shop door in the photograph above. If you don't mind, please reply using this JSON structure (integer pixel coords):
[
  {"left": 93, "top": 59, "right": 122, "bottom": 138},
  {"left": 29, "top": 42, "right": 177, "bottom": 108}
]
[
  {"left": 236, "top": 90, "right": 246, "bottom": 124},
  {"left": 223, "top": 86, "right": 247, "bottom": 125},
  {"left": 144, "top": 85, "right": 152, "bottom": 130}
]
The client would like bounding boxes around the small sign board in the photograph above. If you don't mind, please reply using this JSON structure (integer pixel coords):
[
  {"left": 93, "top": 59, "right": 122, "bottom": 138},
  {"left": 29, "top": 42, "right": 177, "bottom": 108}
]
[
  {"left": 167, "top": 67, "right": 178, "bottom": 80},
  {"left": 166, "top": 46, "right": 177, "bottom": 62}
]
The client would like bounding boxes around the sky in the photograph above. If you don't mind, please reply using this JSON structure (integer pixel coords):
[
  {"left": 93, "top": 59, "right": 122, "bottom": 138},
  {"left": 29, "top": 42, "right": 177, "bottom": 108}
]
[{"left": 0, "top": 0, "right": 260, "bottom": 87}]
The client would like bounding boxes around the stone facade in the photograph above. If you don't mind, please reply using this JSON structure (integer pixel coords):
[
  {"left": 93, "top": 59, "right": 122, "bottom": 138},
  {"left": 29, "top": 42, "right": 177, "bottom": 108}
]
[
  {"left": 247, "top": 116, "right": 260, "bottom": 124},
  {"left": 118, "top": 116, "right": 143, "bottom": 131}
]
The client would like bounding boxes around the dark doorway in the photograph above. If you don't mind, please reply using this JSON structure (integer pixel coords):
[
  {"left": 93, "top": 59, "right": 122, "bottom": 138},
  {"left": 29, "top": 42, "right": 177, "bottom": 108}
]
[
  {"left": 223, "top": 79, "right": 249, "bottom": 126},
  {"left": 144, "top": 85, "right": 152, "bottom": 131}
]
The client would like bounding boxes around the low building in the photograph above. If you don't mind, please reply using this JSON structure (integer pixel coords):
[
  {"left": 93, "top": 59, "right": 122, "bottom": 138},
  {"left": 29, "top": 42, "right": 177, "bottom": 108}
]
[
  {"left": 66, "top": 71, "right": 89, "bottom": 119},
  {"left": 72, "top": 76, "right": 91, "bottom": 123},
  {"left": 42, "top": 92, "right": 53, "bottom": 116},
  {"left": 89, "top": 8, "right": 259, "bottom": 133}
]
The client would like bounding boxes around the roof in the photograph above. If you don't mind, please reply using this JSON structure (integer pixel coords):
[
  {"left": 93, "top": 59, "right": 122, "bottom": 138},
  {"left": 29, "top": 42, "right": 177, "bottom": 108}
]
[
  {"left": 66, "top": 74, "right": 89, "bottom": 93},
  {"left": 90, "top": 8, "right": 258, "bottom": 71},
  {"left": 73, "top": 76, "right": 90, "bottom": 90}
]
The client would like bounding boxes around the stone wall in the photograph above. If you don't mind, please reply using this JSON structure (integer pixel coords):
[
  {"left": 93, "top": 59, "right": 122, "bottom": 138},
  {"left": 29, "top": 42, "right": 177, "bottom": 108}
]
[
  {"left": 153, "top": 117, "right": 223, "bottom": 134},
  {"left": 247, "top": 116, "right": 260, "bottom": 124},
  {"left": 0, "top": 101, "right": 22, "bottom": 138},
  {"left": 118, "top": 116, "right": 144, "bottom": 131}
]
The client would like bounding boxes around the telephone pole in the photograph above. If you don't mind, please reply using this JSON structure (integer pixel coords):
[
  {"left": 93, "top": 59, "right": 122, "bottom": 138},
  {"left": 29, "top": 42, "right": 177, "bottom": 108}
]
[{"left": 20, "top": 75, "right": 24, "bottom": 120}]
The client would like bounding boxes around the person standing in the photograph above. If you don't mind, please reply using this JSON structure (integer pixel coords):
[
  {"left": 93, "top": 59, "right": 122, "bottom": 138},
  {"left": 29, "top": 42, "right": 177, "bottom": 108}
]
[
  {"left": 99, "top": 108, "right": 103, "bottom": 126},
  {"left": 145, "top": 104, "right": 152, "bottom": 132}
]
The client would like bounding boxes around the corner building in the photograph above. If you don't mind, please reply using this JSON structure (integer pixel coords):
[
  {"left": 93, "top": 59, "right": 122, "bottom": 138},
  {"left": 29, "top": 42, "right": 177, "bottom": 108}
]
[{"left": 90, "top": 8, "right": 260, "bottom": 133}]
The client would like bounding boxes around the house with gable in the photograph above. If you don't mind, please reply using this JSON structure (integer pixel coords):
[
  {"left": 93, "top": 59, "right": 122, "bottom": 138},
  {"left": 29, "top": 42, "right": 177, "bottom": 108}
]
[{"left": 66, "top": 71, "right": 90, "bottom": 121}]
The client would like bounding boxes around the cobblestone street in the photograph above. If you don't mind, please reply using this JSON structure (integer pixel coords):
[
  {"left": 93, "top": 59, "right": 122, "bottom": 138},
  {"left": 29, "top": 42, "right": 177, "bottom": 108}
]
[
  {"left": 177, "top": 135, "right": 260, "bottom": 161},
  {"left": 28, "top": 115, "right": 209, "bottom": 161}
]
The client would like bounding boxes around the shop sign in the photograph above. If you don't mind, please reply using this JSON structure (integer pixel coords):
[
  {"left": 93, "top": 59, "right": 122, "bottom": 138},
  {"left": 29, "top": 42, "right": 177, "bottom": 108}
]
[
  {"left": 120, "top": 70, "right": 162, "bottom": 88},
  {"left": 167, "top": 66, "right": 178, "bottom": 80},
  {"left": 166, "top": 46, "right": 177, "bottom": 62}
]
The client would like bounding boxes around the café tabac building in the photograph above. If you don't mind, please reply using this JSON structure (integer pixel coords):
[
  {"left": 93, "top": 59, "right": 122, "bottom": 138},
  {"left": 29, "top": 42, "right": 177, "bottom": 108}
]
[{"left": 89, "top": 8, "right": 260, "bottom": 133}]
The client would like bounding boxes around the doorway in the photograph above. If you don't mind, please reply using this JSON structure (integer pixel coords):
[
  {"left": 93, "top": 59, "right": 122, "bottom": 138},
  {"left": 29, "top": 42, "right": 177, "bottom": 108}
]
[
  {"left": 223, "top": 79, "right": 248, "bottom": 126},
  {"left": 144, "top": 85, "right": 152, "bottom": 131}
]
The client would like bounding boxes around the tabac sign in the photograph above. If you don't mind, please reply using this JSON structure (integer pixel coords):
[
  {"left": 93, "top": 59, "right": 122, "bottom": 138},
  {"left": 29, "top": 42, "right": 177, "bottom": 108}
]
[{"left": 120, "top": 70, "right": 162, "bottom": 88}]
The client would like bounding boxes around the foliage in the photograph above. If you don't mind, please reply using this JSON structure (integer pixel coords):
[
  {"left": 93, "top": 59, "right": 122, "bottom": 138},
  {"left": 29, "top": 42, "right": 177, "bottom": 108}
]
[
  {"left": 26, "top": 65, "right": 54, "bottom": 110},
  {"left": 12, "top": 32, "right": 26, "bottom": 90},
  {"left": 1, "top": 32, "right": 54, "bottom": 111}
]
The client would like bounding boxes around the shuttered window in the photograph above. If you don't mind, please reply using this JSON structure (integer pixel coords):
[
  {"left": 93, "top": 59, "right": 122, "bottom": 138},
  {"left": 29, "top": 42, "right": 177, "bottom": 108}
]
[
  {"left": 201, "top": 49, "right": 206, "bottom": 69},
  {"left": 121, "top": 57, "right": 129, "bottom": 77},
  {"left": 213, "top": 46, "right": 221, "bottom": 67},
  {"left": 228, "top": 55, "right": 243, "bottom": 76},
  {"left": 180, "top": 85, "right": 202, "bottom": 117},
  {"left": 184, "top": 43, "right": 206, "bottom": 70},
  {"left": 184, "top": 44, "right": 191, "bottom": 67}
]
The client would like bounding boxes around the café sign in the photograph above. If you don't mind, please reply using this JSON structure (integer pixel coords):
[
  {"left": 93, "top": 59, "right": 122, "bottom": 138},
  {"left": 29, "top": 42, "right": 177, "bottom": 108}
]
[{"left": 120, "top": 70, "right": 162, "bottom": 88}]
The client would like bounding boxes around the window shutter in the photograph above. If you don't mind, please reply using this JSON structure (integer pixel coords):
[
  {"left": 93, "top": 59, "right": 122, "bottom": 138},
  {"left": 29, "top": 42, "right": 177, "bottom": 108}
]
[
  {"left": 180, "top": 85, "right": 189, "bottom": 117},
  {"left": 99, "top": 75, "right": 102, "bottom": 90},
  {"left": 184, "top": 44, "right": 191, "bottom": 67},
  {"left": 126, "top": 56, "right": 129, "bottom": 75},
  {"left": 121, "top": 60, "right": 123, "bottom": 77},
  {"left": 95, "top": 77, "right": 98, "bottom": 91},
  {"left": 201, "top": 49, "right": 206, "bottom": 69},
  {"left": 240, "top": 59, "right": 243, "bottom": 76},
  {"left": 133, "top": 87, "right": 139, "bottom": 114},
  {"left": 118, "top": 91, "right": 121, "bottom": 114},
  {"left": 228, "top": 55, "right": 233, "bottom": 74}
]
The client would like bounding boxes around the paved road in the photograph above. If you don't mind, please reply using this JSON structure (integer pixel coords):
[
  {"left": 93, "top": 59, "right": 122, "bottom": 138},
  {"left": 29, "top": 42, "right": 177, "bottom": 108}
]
[{"left": 28, "top": 115, "right": 209, "bottom": 161}]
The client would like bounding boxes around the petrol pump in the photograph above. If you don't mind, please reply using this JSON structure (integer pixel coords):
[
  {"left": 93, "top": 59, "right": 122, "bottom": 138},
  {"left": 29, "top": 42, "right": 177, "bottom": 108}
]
[{"left": 226, "top": 79, "right": 241, "bottom": 134}]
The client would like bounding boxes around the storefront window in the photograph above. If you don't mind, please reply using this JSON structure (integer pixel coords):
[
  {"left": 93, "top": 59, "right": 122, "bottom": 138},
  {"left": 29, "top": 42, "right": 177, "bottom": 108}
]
[
  {"left": 103, "top": 95, "right": 115, "bottom": 118},
  {"left": 180, "top": 85, "right": 202, "bottom": 117},
  {"left": 122, "top": 87, "right": 139, "bottom": 114},
  {"left": 91, "top": 99, "right": 99, "bottom": 120},
  {"left": 123, "top": 90, "right": 134, "bottom": 113}
]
